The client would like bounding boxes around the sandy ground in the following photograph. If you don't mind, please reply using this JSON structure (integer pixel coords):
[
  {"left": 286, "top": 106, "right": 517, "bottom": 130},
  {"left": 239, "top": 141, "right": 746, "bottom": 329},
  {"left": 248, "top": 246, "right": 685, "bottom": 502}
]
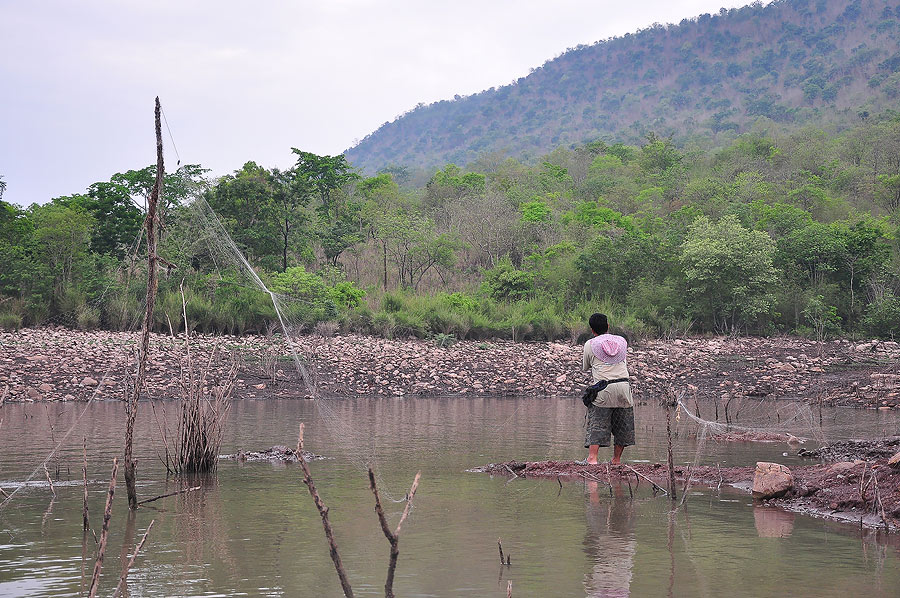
[{"left": 1, "top": 328, "right": 899, "bottom": 408}]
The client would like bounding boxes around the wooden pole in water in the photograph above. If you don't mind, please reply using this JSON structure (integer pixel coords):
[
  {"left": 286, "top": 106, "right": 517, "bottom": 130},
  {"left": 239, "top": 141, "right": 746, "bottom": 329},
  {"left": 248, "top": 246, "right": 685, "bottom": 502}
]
[
  {"left": 665, "top": 390, "right": 677, "bottom": 502},
  {"left": 125, "top": 97, "right": 164, "bottom": 510},
  {"left": 82, "top": 436, "right": 89, "bottom": 531}
]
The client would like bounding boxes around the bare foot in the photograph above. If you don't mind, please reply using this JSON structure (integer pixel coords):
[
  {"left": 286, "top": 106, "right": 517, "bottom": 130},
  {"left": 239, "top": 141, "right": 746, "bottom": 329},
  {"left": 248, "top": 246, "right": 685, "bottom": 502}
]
[
  {"left": 587, "top": 458, "right": 599, "bottom": 465},
  {"left": 610, "top": 458, "right": 621, "bottom": 465}
]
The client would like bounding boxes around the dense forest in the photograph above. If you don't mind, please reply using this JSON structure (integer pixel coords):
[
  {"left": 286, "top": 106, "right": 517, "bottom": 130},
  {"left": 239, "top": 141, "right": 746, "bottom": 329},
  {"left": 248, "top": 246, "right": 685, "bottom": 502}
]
[
  {"left": 347, "top": 0, "right": 900, "bottom": 176},
  {"left": 1, "top": 109, "right": 899, "bottom": 341}
]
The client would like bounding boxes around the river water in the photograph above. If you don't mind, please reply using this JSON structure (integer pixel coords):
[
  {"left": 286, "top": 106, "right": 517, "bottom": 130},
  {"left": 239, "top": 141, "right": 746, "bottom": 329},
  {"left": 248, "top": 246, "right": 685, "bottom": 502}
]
[{"left": 0, "top": 397, "right": 898, "bottom": 597}]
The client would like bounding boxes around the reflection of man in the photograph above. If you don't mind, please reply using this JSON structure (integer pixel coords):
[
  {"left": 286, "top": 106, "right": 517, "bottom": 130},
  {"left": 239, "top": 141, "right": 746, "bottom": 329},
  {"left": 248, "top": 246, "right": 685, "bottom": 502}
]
[
  {"left": 583, "top": 480, "right": 635, "bottom": 597},
  {"left": 582, "top": 313, "right": 634, "bottom": 465}
]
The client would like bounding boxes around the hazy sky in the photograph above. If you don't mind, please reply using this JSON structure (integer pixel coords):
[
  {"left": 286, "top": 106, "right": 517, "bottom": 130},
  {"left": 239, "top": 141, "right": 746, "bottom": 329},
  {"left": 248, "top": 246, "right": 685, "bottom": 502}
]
[{"left": 1, "top": 1, "right": 761, "bottom": 206}]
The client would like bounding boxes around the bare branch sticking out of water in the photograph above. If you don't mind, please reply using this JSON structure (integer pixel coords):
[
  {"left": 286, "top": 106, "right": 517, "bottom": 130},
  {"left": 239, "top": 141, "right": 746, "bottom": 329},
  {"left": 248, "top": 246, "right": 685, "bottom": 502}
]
[
  {"left": 112, "top": 519, "right": 154, "bottom": 598},
  {"left": 368, "top": 467, "right": 421, "bottom": 598},
  {"left": 43, "top": 464, "right": 56, "bottom": 497},
  {"left": 297, "top": 423, "right": 354, "bottom": 598},
  {"left": 137, "top": 486, "right": 201, "bottom": 505},
  {"left": 88, "top": 457, "right": 118, "bottom": 598},
  {"left": 82, "top": 437, "right": 89, "bottom": 531}
]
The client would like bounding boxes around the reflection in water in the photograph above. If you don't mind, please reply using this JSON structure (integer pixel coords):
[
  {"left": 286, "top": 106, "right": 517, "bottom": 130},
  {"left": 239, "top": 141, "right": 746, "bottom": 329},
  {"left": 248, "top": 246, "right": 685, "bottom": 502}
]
[
  {"left": 753, "top": 505, "right": 795, "bottom": 538},
  {"left": 583, "top": 481, "right": 635, "bottom": 597}
]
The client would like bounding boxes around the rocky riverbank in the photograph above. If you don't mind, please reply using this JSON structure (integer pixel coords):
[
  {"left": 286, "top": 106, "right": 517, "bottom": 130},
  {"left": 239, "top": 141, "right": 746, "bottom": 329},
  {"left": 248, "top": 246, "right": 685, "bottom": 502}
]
[{"left": 1, "top": 327, "right": 899, "bottom": 408}]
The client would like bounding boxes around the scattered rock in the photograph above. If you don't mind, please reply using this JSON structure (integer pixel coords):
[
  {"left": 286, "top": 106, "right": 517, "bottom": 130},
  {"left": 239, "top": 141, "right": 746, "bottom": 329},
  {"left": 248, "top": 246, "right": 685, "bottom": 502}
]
[
  {"left": 80, "top": 377, "right": 99, "bottom": 387},
  {"left": 889, "top": 452, "right": 900, "bottom": 470},
  {"left": 752, "top": 462, "right": 794, "bottom": 499}
]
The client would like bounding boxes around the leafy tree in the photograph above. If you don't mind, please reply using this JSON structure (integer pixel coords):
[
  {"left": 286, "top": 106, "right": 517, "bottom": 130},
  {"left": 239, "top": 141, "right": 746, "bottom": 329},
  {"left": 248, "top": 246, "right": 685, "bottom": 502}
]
[
  {"left": 30, "top": 203, "right": 95, "bottom": 289},
  {"left": 207, "top": 162, "right": 281, "bottom": 271},
  {"left": 680, "top": 215, "right": 778, "bottom": 331},
  {"left": 290, "top": 150, "right": 358, "bottom": 222}
]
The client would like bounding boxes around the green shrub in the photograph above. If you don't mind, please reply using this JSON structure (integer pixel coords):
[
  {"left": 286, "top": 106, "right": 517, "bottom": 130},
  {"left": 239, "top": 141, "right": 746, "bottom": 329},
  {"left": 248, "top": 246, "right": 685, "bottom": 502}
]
[
  {"left": 863, "top": 293, "right": 900, "bottom": 339},
  {"left": 382, "top": 291, "right": 405, "bottom": 313},
  {"left": 432, "top": 332, "right": 457, "bottom": 347},
  {"left": 76, "top": 305, "right": 100, "bottom": 330},
  {"left": 330, "top": 281, "right": 366, "bottom": 309},
  {"left": 482, "top": 258, "right": 534, "bottom": 302},
  {"left": 0, "top": 311, "right": 23, "bottom": 331}
]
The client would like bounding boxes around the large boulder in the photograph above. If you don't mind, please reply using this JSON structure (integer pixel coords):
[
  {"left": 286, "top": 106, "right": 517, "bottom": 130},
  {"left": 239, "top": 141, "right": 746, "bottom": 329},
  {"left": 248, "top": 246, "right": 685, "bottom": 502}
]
[{"left": 752, "top": 462, "right": 794, "bottom": 499}]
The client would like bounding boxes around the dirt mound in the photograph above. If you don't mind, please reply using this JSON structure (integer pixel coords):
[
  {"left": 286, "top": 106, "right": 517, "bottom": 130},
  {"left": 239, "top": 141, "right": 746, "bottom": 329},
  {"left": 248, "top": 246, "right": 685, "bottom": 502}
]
[{"left": 472, "top": 456, "right": 900, "bottom": 531}]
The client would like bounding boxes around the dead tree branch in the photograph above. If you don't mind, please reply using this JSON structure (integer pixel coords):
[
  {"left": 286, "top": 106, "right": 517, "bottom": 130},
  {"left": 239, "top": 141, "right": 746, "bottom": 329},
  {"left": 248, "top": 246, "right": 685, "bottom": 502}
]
[
  {"left": 368, "top": 467, "right": 421, "bottom": 598},
  {"left": 297, "top": 423, "right": 354, "bottom": 598},
  {"left": 88, "top": 457, "right": 118, "bottom": 598}
]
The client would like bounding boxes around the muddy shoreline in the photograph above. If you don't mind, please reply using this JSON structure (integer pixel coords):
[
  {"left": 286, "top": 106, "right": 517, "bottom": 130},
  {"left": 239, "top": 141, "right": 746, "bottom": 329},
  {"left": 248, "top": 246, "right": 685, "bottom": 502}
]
[
  {"left": 1, "top": 327, "right": 899, "bottom": 408},
  {"left": 471, "top": 442, "right": 900, "bottom": 532}
]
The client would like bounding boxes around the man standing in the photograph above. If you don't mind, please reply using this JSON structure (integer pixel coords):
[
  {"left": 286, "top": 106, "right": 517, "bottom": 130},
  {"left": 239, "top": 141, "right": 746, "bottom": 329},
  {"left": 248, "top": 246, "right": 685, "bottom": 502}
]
[{"left": 582, "top": 313, "right": 634, "bottom": 465}]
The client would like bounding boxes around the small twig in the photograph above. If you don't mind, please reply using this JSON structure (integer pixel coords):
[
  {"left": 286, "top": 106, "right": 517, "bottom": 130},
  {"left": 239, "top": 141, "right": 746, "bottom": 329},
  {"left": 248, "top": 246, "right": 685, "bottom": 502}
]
[
  {"left": 0, "top": 487, "right": 9, "bottom": 499},
  {"left": 297, "top": 423, "right": 354, "bottom": 598},
  {"left": 716, "top": 463, "right": 723, "bottom": 492},
  {"left": 112, "top": 519, "right": 155, "bottom": 598},
  {"left": 88, "top": 457, "right": 118, "bottom": 598},
  {"left": 137, "top": 486, "right": 201, "bottom": 505},
  {"left": 622, "top": 464, "right": 668, "bottom": 496},
  {"left": 44, "top": 463, "right": 56, "bottom": 497},
  {"left": 504, "top": 465, "right": 519, "bottom": 480}
]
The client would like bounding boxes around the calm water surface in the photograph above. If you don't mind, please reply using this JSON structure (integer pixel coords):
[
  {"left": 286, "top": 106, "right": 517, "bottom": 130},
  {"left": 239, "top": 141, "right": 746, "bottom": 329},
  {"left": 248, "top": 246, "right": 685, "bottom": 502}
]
[{"left": 0, "top": 397, "right": 898, "bottom": 597}]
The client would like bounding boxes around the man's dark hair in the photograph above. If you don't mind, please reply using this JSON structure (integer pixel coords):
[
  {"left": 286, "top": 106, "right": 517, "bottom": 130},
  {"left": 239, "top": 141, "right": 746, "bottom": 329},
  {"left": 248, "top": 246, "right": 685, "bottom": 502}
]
[{"left": 589, "top": 313, "right": 608, "bottom": 335}]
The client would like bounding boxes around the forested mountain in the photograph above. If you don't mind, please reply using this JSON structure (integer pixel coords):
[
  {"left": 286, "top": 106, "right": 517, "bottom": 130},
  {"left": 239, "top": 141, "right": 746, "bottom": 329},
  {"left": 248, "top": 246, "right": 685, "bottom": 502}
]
[{"left": 346, "top": 0, "right": 900, "bottom": 174}]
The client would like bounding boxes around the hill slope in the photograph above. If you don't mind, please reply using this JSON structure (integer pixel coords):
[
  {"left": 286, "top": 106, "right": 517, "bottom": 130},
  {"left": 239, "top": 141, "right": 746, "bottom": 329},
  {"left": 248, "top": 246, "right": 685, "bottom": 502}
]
[{"left": 346, "top": 0, "right": 900, "bottom": 173}]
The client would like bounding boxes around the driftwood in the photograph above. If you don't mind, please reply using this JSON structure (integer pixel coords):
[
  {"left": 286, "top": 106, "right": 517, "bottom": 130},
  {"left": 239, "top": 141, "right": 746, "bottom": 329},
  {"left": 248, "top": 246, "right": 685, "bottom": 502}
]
[
  {"left": 88, "top": 458, "right": 118, "bottom": 598},
  {"left": 368, "top": 467, "right": 421, "bottom": 598},
  {"left": 137, "top": 486, "right": 201, "bottom": 505},
  {"left": 297, "top": 423, "right": 354, "bottom": 598},
  {"left": 112, "top": 519, "right": 154, "bottom": 598}
]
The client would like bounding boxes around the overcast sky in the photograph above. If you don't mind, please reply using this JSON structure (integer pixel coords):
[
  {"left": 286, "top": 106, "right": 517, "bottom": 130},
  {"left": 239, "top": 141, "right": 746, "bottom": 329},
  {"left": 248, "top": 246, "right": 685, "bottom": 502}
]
[{"left": 1, "top": 0, "right": 762, "bottom": 207}]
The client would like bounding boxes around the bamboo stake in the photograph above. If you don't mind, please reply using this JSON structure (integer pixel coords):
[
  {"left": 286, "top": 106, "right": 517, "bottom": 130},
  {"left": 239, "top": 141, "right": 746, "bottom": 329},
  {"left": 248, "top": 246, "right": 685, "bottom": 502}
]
[
  {"left": 112, "top": 519, "right": 154, "bottom": 598},
  {"left": 126, "top": 96, "right": 164, "bottom": 510},
  {"left": 83, "top": 436, "right": 89, "bottom": 531},
  {"left": 297, "top": 423, "right": 354, "bottom": 598},
  {"left": 88, "top": 458, "right": 118, "bottom": 598},
  {"left": 368, "top": 467, "right": 421, "bottom": 598}
]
